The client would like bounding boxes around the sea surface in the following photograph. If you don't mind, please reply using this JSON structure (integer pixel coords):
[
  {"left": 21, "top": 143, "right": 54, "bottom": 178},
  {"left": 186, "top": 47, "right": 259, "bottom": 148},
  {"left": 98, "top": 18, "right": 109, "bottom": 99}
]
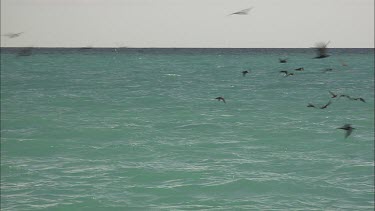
[{"left": 1, "top": 48, "right": 374, "bottom": 210}]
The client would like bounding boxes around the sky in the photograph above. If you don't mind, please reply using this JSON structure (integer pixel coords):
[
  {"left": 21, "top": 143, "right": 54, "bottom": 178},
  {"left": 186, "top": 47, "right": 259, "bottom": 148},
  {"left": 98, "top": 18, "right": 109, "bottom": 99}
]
[{"left": 1, "top": 0, "right": 374, "bottom": 48}]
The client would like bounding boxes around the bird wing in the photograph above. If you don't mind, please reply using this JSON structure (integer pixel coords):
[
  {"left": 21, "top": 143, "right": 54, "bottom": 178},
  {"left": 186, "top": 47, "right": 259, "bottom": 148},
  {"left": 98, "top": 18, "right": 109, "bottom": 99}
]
[
  {"left": 345, "top": 128, "right": 353, "bottom": 138},
  {"left": 280, "top": 70, "right": 288, "bottom": 74},
  {"left": 229, "top": 7, "right": 253, "bottom": 15}
]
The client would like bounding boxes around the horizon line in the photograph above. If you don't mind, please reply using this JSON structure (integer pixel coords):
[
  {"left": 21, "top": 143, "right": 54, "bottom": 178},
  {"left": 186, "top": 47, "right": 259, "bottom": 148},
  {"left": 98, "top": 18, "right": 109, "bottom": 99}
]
[{"left": 1, "top": 47, "right": 374, "bottom": 49}]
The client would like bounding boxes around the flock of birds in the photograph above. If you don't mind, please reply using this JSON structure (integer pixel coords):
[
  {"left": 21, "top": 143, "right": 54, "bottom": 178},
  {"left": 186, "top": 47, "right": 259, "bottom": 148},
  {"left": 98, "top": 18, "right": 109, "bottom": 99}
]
[
  {"left": 3, "top": 7, "right": 367, "bottom": 139},
  {"left": 212, "top": 36, "right": 365, "bottom": 139}
]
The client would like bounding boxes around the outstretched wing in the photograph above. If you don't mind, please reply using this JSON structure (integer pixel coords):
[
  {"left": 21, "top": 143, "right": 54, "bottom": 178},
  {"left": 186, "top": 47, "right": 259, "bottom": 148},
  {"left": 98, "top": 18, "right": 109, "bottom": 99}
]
[
  {"left": 345, "top": 128, "right": 353, "bottom": 138},
  {"left": 229, "top": 7, "right": 253, "bottom": 15}
]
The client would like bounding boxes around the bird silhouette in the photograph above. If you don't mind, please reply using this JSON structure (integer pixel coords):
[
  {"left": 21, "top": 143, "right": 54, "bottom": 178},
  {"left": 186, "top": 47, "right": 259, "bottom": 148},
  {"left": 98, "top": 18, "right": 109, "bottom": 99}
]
[
  {"left": 320, "top": 100, "right": 332, "bottom": 109},
  {"left": 2, "top": 32, "right": 24, "bottom": 38},
  {"left": 339, "top": 94, "right": 352, "bottom": 100},
  {"left": 215, "top": 97, "right": 226, "bottom": 103},
  {"left": 337, "top": 124, "right": 355, "bottom": 138},
  {"left": 314, "top": 41, "right": 330, "bottom": 59},
  {"left": 352, "top": 97, "right": 366, "bottom": 103},
  {"left": 295, "top": 67, "right": 304, "bottom": 71},
  {"left": 307, "top": 100, "right": 332, "bottom": 109},
  {"left": 242, "top": 70, "right": 250, "bottom": 76},
  {"left": 228, "top": 7, "right": 253, "bottom": 16},
  {"left": 329, "top": 91, "right": 338, "bottom": 98},
  {"left": 279, "top": 58, "right": 287, "bottom": 63},
  {"left": 307, "top": 103, "right": 316, "bottom": 108}
]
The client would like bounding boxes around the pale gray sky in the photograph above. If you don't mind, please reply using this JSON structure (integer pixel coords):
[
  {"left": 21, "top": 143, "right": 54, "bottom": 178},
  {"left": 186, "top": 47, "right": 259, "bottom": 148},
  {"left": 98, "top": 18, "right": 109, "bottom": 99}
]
[{"left": 1, "top": 0, "right": 374, "bottom": 48}]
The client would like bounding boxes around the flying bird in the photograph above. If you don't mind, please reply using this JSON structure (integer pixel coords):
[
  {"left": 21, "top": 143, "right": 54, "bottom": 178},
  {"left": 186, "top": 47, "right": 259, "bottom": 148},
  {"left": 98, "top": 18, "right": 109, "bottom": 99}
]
[
  {"left": 279, "top": 58, "right": 288, "bottom": 63},
  {"left": 307, "top": 103, "right": 316, "bottom": 108},
  {"left": 308, "top": 100, "right": 332, "bottom": 109},
  {"left": 295, "top": 67, "right": 304, "bottom": 71},
  {"left": 314, "top": 41, "right": 330, "bottom": 59},
  {"left": 242, "top": 70, "right": 250, "bottom": 76},
  {"left": 339, "top": 94, "right": 352, "bottom": 100},
  {"left": 320, "top": 100, "right": 332, "bottom": 109},
  {"left": 2, "top": 32, "right": 24, "bottom": 38},
  {"left": 215, "top": 97, "right": 226, "bottom": 103},
  {"left": 329, "top": 91, "right": 338, "bottom": 98},
  {"left": 228, "top": 7, "right": 254, "bottom": 16},
  {"left": 337, "top": 124, "right": 355, "bottom": 138},
  {"left": 353, "top": 97, "right": 366, "bottom": 103}
]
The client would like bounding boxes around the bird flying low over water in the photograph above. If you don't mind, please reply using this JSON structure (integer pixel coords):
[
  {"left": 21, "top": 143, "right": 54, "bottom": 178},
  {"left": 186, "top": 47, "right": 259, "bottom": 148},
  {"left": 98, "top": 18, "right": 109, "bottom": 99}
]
[
  {"left": 338, "top": 95, "right": 365, "bottom": 102},
  {"left": 314, "top": 41, "right": 330, "bottom": 59},
  {"left": 242, "top": 70, "right": 250, "bottom": 76},
  {"left": 215, "top": 97, "right": 226, "bottom": 103},
  {"left": 279, "top": 58, "right": 287, "bottom": 63},
  {"left": 307, "top": 100, "right": 332, "bottom": 109},
  {"left": 295, "top": 67, "right": 304, "bottom": 71},
  {"left": 2, "top": 32, "right": 24, "bottom": 38},
  {"left": 307, "top": 103, "right": 316, "bottom": 108},
  {"left": 319, "top": 100, "right": 332, "bottom": 109},
  {"left": 228, "top": 7, "right": 253, "bottom": 16},
  {"left": 337, "top": 124, "right": 355, "bottom": 138},
  {"left": 329, "top": 91, "right": 338, "bottom": 98},
  {"left": 339, "top": 94, "right": 351, "bottom": 99},
  {"left": 352, "top": 97, "right": 366, "bottom": 103}
]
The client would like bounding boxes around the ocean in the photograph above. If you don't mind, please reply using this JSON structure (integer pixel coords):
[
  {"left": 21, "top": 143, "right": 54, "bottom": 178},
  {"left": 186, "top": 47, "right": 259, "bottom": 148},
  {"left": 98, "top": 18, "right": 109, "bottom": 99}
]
[{"left": 1, "top": 48, "right": 374, "bottom": 210}]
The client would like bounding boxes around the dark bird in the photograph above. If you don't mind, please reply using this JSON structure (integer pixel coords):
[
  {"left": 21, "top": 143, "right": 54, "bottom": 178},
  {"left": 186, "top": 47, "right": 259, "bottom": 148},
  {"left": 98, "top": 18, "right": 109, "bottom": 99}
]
[
  {"left": 279, "top": 58, "right": 288, "bottom": 63},
  {"left": 2, "top": 32, "right": 24, "bottom": 38},
  {"left": 215, "top": 97, "right": 226, "bottom": 103},
  {"left": 320, "top": 100, "right": 332, "bottom": 109},
  {"left": 337, "top": 124, "right": 355, "bottom": 138},
  {"left": 329, "top": 91, "right": 338, "bottom": 98},
  {"left": 242, "top": 70, "right": 250, "bottom": 77},
  {"left": 353, "top": 97, "right": 366, "bottom": 103},
  {"left": 280, "top": 70, "right": 294, "bottom": 77},
  {"left": 339, "top": 94, "right": 352, "bottom": 100},
  {"left": 314, "top": 41, "right": 330, "bottom": 59},
  {"left": 307, "top": 103, "right": 316, "bottom": 108},
  {"left": 228, "top": 7, "right": 253, "bottom": 16},
  {"left": 295, "top": 67, "right": 304, "bottom": 71}
]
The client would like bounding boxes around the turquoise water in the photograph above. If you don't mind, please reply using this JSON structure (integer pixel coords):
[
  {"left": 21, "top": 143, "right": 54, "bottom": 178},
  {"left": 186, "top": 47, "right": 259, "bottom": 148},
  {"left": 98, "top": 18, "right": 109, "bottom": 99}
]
[{"left": 1, "top": 48, "right": 374, "bottom": 210}]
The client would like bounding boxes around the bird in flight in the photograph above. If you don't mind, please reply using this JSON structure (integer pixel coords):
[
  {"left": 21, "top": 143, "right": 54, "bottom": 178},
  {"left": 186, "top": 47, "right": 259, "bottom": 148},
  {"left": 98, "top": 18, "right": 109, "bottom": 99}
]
[
  {"left": 215, "top": 97, "right": 226, "bottom": 103},
  {"left": 307, "top": 100, "right": 332, "bottom": 109},
  {"left": 352, "top": 97, "right": 366, "bottom": 103},
  {"left": 279, "top": 58, "right": 288, "bottom": 63},
  {"left": 313, "top": 41, "right": 330, "bottom": 59},
  {"left": 319, "top": 100, "right": 332, "bottom": 109},
  {"left": 228, "top": 7, "right": 254, "bottom": 16},
  {"left": 329, "top": 91, "right": 338, "bottom": 98},
  {"left": 295, "top": 67, "right": 304, "bottom": 71},
  {"left": 242, "top": 70, "right": 250, "bottom": 77},
  {"left": 307, "top": 103, "right": 316, "bottom": 108},
  {"left": 2, "top": 32, "right": 24, "bottom": 38},
  {"left": 337, "top": 124, "right": 355, "bottom": 138}
]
